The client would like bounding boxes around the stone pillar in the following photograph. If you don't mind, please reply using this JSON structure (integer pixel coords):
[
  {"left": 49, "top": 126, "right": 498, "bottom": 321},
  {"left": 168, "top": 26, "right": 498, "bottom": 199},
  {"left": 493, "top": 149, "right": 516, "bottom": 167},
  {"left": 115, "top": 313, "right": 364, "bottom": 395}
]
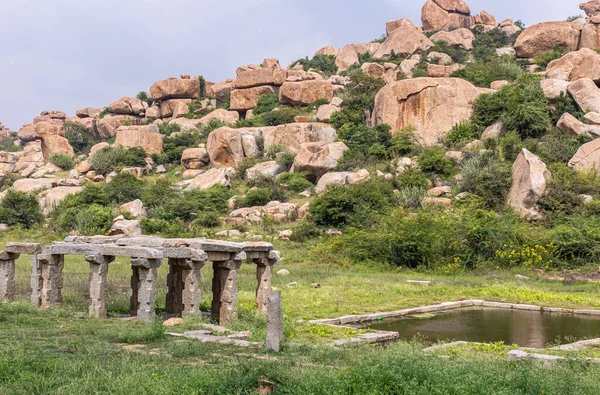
[
  {"left": 165, "top": 258, "right": 183, "bottom": 315},
  {"left": 30, "top": 255, "right": 42, "bottom": 306},
  {"left": 211, "top": 257, "right": 243, "bottom": 326},
  {"left": 266, "top": 290, "right": 283, "bottom": 352},
  {"left": 254, "top": 250, "right": 281, "bottom": 314},
  {"left": 0, "top": 256, "right": 17, "bottom": 303},
  {"left": 85, "top": 254, "right": 115, "bottom": 318},
  {"left": 181, "top": 260, "right": 204, "bottom": 316},
  {"left": 130, "top": 258, "right": 161, "bottom": 323},
  {"left": 38, "top": 254, "right": 65, "bottom": 308}
]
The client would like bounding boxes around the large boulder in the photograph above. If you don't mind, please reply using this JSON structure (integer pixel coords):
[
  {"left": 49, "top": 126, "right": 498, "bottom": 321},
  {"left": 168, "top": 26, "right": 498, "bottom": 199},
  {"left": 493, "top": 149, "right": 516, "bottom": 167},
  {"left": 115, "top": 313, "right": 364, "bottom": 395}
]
[
  {"left": 291, "top": 142, "right": 349, "bottom": 179},
  {"left": 557, "top": 113, "right": 600, "bottom": 137},
  {"left": 385, "top": 18, "right": 419, "bottom": 35},
  {"left": 514, "top": 22, "right": 583, "bottom": 58},
  {"left": 421, "top": 0, "right": 474, "bottom": 32},
  {"left": 159, "top": 99, "right": 191, "bottom": 118},
  {"left": 40, "top": 186, "right": 83, "bottom": 213},
  {"left": 181, "top": 147, "right": 210, "bottom": 169},
  {"left": 569, "top": 138, "right": 600, "bottom": 171},
  {"left": 246, "top": 161, "right": 285, "bottom": 181},
  {"left": 206, "top": 127, "right": 258, "bottom": 168},
  {"left": 372, "top": 77, "right": 482, "bottom": 146},
  {"left": 233, "top": 68, "right": 286, "bottom": 89},
  {"left": 96, "top": 115, "right": 140, "bottom": 139},
  {"left": 109, "top": 216, "right": 143, "bottom": 237},
  {"left": 507, "top": 149, "right": 551, "bottom": 220},
  {"left": 13, "top": 178, "right": 55, "bottom": 193},
  {"left": 114, "top": 125, "right": 164, "bottom": 155},
  {"left": 76, "top": 107, "right": 102, "bottom": 118},
  {"left": 429, "top": 28, "right": 475, "bottom": 49},
  {"left": 226, "top": 201, "right": 298, "bottom": 225},
  {"left": 373, "top": 25, "right": 433, "bottom": 60},
  {"left": 186, "top": 167, "right": 233, "bottom": 190},
  {"left": 567, "top": 78, "right": 600, "bottom": 113},
  {"left": 540, "top": 79, "right": 571, "bottom": 101},
  {"left": 150, "top": 77, "right": 200, "bottom": 101},
  {"left": 315, "top": 46, "right": 337, "bottom": 57},
  {"left": 34, "top": 122, "right": 74, "bottom": 159},
  {"left": 335, "top": 45, "right": 360, "bottom": 73},
  {"left": 279, "top": 81, "right": 333, "bottom": 106},
  {"left": 197, "top": 108, "right": 240, "bottom": 125},
  {"left": 230, "top": 85, "right": 277, "bottom": 111},
  {"left": 545, "top": 48, "right": 600, "bottom": 83},
  {"left": 262, "top": 123, "right": 337, "bottom": 154},
  {"left": 120, "top": 199, "right": 148, "bottom": 218},
  {"left": 108, "top": 97, "right": 146, "bottom": 115},
  {"left": 315, "top": 169, "right": 370, "bottom": 194},
  {"left": 580, "top": 23, "right": 600, "bottom": 50}
]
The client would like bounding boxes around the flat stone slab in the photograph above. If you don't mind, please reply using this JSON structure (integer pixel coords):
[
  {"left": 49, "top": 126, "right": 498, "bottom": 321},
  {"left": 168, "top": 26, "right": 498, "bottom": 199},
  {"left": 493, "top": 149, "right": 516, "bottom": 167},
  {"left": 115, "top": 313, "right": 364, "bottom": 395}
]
[
  {"left": 0, "top": 251, "right": 19, "bottom": 260},
  {"left": 65, "top": 236, "right": 123, "bottom": 244},
  {"left": 406, "top": 280, "right": 432, "bottom": 285},
  {"left": 45, "top": 243, "right": 100, "bottom": 256},
  {"left": 161, "top": 247, "right": 208, "bottom": 261},
  {"left": 242, "top": 242, "right": 274, "bottom": 252},
  {"left": 116, "top": 237, "right": 167, "bottom": 248},
  {"left": 5, "top": 242, "right": 42, "bottom": 255},
  {"left": 98, "top": 245, "right": 163, "bottom": 259},
  {"left": 188, "top": 240, "right": 244, "bottom": 253}
]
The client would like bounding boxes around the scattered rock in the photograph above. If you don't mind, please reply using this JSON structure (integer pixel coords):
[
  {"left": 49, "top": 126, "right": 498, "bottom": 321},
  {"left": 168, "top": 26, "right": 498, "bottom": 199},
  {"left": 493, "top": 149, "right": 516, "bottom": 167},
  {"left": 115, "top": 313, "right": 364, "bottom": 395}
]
[
  {"left": 507, "top": 149, "right": 551, "bottom": 220},
  {"left": 277, "top": 269, "right": 290, "bottom": 276}
]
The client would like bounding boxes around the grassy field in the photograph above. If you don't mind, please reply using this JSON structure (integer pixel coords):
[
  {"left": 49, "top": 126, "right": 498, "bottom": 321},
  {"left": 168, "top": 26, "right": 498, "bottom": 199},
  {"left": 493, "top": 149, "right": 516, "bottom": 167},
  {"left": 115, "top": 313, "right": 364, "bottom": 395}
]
[{"left": 3, "top": 229, "right": 600, "bottom": 393}]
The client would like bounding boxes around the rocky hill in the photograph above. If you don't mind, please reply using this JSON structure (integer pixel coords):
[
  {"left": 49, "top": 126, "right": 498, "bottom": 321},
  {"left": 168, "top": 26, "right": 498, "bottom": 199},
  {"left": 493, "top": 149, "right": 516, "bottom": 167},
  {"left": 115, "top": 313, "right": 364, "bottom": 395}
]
[{"left": 1, "top": 0, "right": 599, "bottom": 269}]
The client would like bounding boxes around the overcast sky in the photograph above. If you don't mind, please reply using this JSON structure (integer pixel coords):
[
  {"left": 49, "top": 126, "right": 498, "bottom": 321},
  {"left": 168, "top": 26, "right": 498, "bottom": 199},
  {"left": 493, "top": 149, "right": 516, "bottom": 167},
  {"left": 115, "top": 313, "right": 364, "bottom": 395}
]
[{"left": 0, "top": 0, "right": 584, "bottom": 129}]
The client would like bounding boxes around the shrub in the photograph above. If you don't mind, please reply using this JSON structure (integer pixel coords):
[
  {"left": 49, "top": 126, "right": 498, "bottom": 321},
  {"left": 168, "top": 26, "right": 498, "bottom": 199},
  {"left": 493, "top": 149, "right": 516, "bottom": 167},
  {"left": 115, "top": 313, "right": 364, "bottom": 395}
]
[
  {"left": 136, "top": 91, "right": 152, "bottom": 106},
  {"left": 458, "top": 152, "right": 512, "bottom": 210},
  {"left": 534, "top": 44, "right": 569, "bottom": 70},
  {"left": 396, "top": 186, "right": 426, "bottom": 208},
  {"left": 451, "top": 57, "right": 523, "bottom": 88},
  {"left": 395, "top": 167, "right": 430, "bottom": 189},
  {"left": 471, "top": 26, "right": 515, "bottom": 61},
  {"left": 471, "top": 74, "right": 550, "bottom": 138},
  {"left": 290, "top": 55, "right": 337, "bottom": 76},
  {"left": 153, "top": 132, "right": 199, "bottom": 165},
  {"left": 499, "top": 130, "right": 523, "bottom": 162},
  {"left": 64, "top": 121, "right": 98, "bottom": 154},
  {"left": 0, "top": 191, "right": 43, "bottom": 228},
  {"left": 49, "top": 154, "right": 74, "bottom": 170},
  {"left": 254, "top": 93, "right": 280, "bottom": 115},
  {"left": 0, "top": 136, "right": 21, "bottom": 153},
  {"left": 430, "top": 40, "right": 469, "bottom": 63},
  {"left": 445, "top": 121, "right": 478, "bottom": 145},
  {"left": 275, "top": 151, "right": 296, "bottom": 171},
  {"left": 535, "top": 129, "right": 591, "bottom": 164},
  {"left": 238, "top": 188, "right": 272, "bottom": 208},
  {"left": 552, "top": 92, "right": 584, "bottom": 124},
  {"left": 542, "top": 217, "right": 600, "bottom": 266},
  {"left": 90, "top": 146, "right": 148, "bottom": 175},
  {"left": 277, "top": 172, "right": 314, "bottom": 193},
  {"left": 104, "top": 173, "right": 146, "bottom": 204},
  {"left": 331, "top": 72, "right": 386, "bottom": 131},
  {"left": 151, "top": 185, "right": 231, "bottom": 222},
  {"left": 74, "top": 204, "right": 114, "bottom": 235},
  {"left": 417, "top": 146, "right": 456, "bottom": 178},
  {"left": 389, "top": 127, "right": 416, "bottom": 157},
  {"left": 310, "top": 179, "right": 396, "bottom": 228},
  {"left": 157, "top": 122, "right": 181, "bottom": 136},
  {"left": 248, "top": 176, "right": 286, "bottom": 202},
  {"left": 192, "top": 211, "right": 222, "bottom": 228}
]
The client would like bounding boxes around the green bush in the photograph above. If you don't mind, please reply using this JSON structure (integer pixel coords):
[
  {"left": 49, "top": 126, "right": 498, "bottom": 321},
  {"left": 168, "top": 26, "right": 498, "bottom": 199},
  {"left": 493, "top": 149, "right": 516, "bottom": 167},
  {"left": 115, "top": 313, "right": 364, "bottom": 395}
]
[
  {"left": 49, "top": 154, "right": 74, "bottom": 170},
  {"left": 104, "top": 173, "right": 146, "bottom": 204},
  {"left": 429, "top": 40, "right": 469, "bottom": 63},
  {"left": 275, "top": 152, "right": 296, "bottom": 171},
  {"left": 471, "top": 74, "right": 550, "bottom": 138},
  {"left": 471, "top": 26, "right": 516, "bottom": 61},
  {"left": 395, "top": 167, "right": 430, "bottom": 189},
  {"left": 444, "top": 121, "right": 478, "bottom": 145},
  {"left": 396, "top": 186, "right": 426, "bottom": 209},
  {"left": 191, "top": 211, "right": 222, "bottom": 228},
  {"left": 238, "top": 188, "right": 272, "bottom": 208},
  {"left": 136, "top": 91, "right": 153, "bottom": 106},
  {"left": 499, "top": 131, "right": 523, "bottom": 162},
  {"left": 331, "top": 72, "right": 386, "bottom": 131},
  {"left": 534, "top": 129, "right": 591, "bottom": 164},
  {"left": 310, "top": 179, "right": 396, "bottom": 228},
  {"left": 534, "top": 44, "right": 569, "bottom": 70},
  {"left": 277, "top": 172, "right": 314, "bottom": 193},
  {"left": 64, "top": 121, "right": 99, "bottom": 154},
  {"left": 74, "top": 204, "right": 114, "bottom": 235},
  {"left": 542, "top": 217, "right": 600, "bottom": 266},
  {"left": 417, "top": 146, "right": 456, "bottom": 178},
  {"left": 389, "top": 127, "right": 416, "bottom": 157},
  {"left": 254, "top": 93, "right": 280, "bottom": 115},
  {"left": 451, "top": 57, "right": 523, "bottom": 88},
  {"left": 153, "top": 132, "right": 199, "bottom": 165},
  {"left": 458, "top": 152, "right": 512, "bottom": 210},
  {"left": 157, "top": 122, "right": 181, "bottom": 136},
  {"left": 290, "top": 55, "right": 337, "bottom": 76},
  {"left": 150, "top": 185, "right": 231, "bottom": 222},
  {"left": 90, "top": 146, "right": 148, "bottom": 175},
  {"left": 0, "top": 191, "right": 43, "bottom": 228},
  {"left": 552, "top": 92, "right": 584, "bottom": 124},
  {"left": 0, "top": 136, "right": 22, "bottom": 152}
]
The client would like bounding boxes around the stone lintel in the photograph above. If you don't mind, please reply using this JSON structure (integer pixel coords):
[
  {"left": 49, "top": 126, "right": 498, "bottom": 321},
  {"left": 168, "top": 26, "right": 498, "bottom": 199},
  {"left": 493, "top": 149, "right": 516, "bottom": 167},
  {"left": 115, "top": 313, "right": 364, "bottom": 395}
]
[
  {"left": 84, "top": 254, "right": 116, "bottom": 265},
  {"left": 189, "top": 240, "right": 243, "bottom": 253},
  {"left": 234, "top": 251, "right": 247, "bottom": 261},
  {"left": 65, "top": 235, "right": 123, "bottom": 244},
  {"left": 245, "top": 251, "right": 269, "bottom": 260},
  {"left": 207, "top": 251, "right": 235, "bottom": 262},
  {"left": 160, "top": 247, "right": 208, "bottom": 261},
  {"left": 44, "top": 243, "right": 100, "bottom": 256},
  {"left": 115, "top": 237, "right": 166, "bottom": 248},
  {"left": 99, "top": 245, "right": 162, "bottom": 259},
  {"left": 268, "top": 250, "right": 281, "bottom": 261},
  {"left": 169, "top": 258, "right": 207, "bottom": 270},
  {"left": 215, "top": 260, "right": 242, "bottom": 271},
  {"left": 37, "top": 254, "right": 64, "bottom": 265},
  {"left": 0, "top": 251, "right": 20, "bottom": 261},
  {"left": 5, "top": 242, "right": 42, "bottom": 255},
  {"left": 242, "top": 241, "right": 274, "bottom": 252},
  {"left": 131, "top": 258, "right": 163, "bottom": 269}
]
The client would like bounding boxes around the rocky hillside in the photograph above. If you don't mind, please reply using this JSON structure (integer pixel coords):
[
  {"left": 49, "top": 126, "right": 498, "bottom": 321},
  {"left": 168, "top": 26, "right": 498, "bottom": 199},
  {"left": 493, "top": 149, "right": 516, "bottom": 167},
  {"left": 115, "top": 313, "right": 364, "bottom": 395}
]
[{"left": 1, "top": 0, "right": 599, "bottom": 269}]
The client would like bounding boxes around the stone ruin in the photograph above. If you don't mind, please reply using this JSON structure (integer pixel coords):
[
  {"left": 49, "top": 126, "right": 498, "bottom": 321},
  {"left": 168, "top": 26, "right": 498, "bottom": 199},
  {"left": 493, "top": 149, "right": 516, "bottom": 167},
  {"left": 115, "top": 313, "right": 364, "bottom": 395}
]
[{"left": 0, "top": 237, "right": 281, "bottom": 325}]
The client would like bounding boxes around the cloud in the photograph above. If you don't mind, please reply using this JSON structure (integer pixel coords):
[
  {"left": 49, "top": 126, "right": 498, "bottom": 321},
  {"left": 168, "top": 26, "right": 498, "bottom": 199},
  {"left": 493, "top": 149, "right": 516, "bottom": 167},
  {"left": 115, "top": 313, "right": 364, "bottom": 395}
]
[{"left": 0, "top": 0, "right": 585, "bottom": 129}]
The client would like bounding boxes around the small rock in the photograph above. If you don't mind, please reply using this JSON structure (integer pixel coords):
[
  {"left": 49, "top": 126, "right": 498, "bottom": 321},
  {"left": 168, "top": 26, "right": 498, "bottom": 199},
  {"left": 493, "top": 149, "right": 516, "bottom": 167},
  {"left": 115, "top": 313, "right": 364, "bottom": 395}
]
[
  {"left": 156, "top": 165, "right": 166, "bottom": 174},
  {"left": 163, "top": 318, "right": 184, "bottom": 327},
  {"left": 277, "top": 269, "right": 290, "bottom": 276},
  {"left": 515, "top": 274, "right": 530, "bottom": 280},
  {"left": 310, "top": 283, "right": 321, "bottom": 288},
  {"left": 278, "top": 230, "right": 293, "bottom": 240},
  {"left": 286, "top": 282, "right": 298, "bottom": 287}
]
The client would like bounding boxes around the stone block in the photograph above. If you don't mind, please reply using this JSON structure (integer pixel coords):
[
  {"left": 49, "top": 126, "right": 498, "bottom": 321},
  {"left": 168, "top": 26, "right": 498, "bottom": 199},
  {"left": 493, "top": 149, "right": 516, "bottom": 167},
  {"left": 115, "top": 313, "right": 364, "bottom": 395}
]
[
  {"left": 5, "top": 242, "right": 42, "bottom": 255},
  {"left": 99, "top": 245, "right": 163, "bottom": 259},
  {"left": 266, "top": 291, "right": 283, "bottom": 352},
  {"left": 0, "top": 259, "right": 15, "bottom": 302}
]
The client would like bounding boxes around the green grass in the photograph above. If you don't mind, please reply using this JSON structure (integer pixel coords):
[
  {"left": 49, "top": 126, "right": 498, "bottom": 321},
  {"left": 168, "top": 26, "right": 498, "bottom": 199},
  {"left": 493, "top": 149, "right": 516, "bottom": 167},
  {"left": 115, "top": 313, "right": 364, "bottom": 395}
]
[{"left": 4, "top": 230, "right": 600, "bottom": 393}]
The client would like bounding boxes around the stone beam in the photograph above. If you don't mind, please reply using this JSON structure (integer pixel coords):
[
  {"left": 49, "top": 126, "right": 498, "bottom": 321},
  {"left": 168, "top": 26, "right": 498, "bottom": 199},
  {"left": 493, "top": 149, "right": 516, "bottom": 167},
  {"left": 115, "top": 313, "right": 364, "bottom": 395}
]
[
  {"left": 0, "top": 258, "right": 16, "bottom": 303},
  {"left": 37, "top": 254, "right": 64, "bottom": 308},
  {"left": 99, "top": 245, "right": 162, "bottom": 259},
  {"left": 85, "top": 254, "right": 116, "bottom": 318},
  {"left": 130, "top": 258, "right": 161, "bottom": 322},
  {"left": 5, "top": 242, "right": 42, "bottom": 255}
]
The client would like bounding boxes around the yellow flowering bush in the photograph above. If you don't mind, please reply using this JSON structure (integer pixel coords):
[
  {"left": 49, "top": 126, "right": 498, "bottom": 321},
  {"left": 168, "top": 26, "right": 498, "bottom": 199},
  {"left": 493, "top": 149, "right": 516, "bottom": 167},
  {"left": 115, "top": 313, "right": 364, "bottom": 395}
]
[{"left": 495, "top": 243, "right": 557, "bottom": 269}]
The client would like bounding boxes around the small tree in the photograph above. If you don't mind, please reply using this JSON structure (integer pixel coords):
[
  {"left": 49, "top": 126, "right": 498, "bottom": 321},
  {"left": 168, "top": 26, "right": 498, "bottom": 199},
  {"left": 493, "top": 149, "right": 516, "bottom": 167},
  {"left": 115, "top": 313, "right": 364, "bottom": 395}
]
[{"left": 0, "top": 190, "right": 44, "bottom": 228}]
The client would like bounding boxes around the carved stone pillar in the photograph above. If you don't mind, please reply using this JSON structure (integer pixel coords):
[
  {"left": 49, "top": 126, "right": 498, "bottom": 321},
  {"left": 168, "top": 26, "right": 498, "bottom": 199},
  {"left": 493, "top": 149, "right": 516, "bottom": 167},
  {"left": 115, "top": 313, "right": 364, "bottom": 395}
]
[
  {"left": 85, "top": 254, "right": 115, "bottom": 318},
  {"left": 37, "top": 254, "right": 65, "bottom": 308},
  {"left": 130, "top": 258, "right": 162, "bottom": 323},
  {"left": 0, "top": 252, "right": 18, "bottom": 303},
  {"left": 254, "top": 250, "right": 281, "bottom": 314},
  {"left": 211, "top": 253, "right": 244, "bottom": 326}
]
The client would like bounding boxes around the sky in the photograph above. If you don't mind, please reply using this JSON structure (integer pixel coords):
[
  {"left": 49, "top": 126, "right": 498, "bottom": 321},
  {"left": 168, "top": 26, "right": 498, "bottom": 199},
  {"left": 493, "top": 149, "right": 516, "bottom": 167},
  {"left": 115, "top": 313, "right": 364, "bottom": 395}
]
[{"left": 0, "top": 0, "right": 585, "bottom": 129}]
